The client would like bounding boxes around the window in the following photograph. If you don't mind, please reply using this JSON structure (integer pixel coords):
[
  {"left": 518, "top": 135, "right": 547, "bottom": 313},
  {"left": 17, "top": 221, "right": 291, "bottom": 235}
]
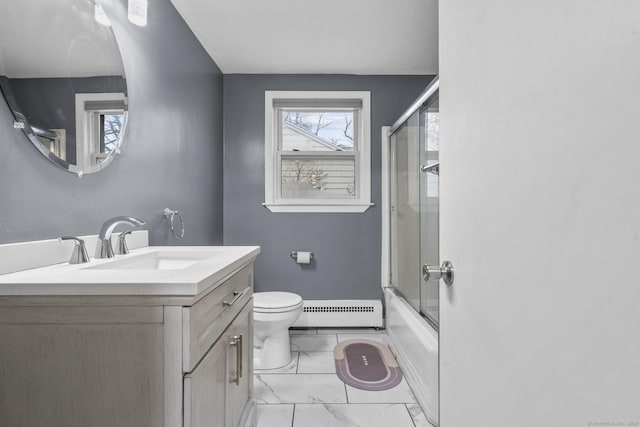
[
  {"left": 92, "top": 112, "right": 125, "bottom": 164},
  {"left": 74, "top": 92, "right": 127, "bottom": 172},
  {"left": 264, "top": 91, "right": 371, "bottom": 213}
]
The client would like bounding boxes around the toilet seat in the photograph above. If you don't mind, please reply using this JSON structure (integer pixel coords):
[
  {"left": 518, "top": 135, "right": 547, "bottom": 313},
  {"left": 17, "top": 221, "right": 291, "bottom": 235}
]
[{"left": 254, "top": 291, "right": 303, "bottom": 313}]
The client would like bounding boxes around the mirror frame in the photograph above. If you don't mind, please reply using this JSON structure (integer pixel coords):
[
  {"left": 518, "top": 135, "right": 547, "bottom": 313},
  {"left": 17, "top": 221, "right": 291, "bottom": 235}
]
[{"left": 0, "top": 2, "right": 129, "bottom": 176}]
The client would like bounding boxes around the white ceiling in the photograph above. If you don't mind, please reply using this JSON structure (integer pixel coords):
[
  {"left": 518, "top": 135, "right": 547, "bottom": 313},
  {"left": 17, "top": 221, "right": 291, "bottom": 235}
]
[{"left": 170, "top": 0, "right": 438, "bottom": 75}]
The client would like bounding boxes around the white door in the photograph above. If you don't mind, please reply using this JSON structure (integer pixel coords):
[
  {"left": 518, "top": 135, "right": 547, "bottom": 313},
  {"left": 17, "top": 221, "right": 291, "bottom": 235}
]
[{"left": 439, "top": 1, "right": 640, "bottom": 426}]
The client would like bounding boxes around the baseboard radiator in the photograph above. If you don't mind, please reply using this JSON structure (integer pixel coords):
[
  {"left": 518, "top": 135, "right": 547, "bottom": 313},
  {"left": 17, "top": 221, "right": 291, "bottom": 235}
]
[{"left": 291, "top": 300, "right": 383, "bottom": 328}]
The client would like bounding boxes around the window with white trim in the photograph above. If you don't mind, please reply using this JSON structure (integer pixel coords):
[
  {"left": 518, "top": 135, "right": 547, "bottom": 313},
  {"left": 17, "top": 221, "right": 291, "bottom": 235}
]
[
  {"left": 264, "top": 91, "right": 371, "bottom": 213},
  {"left": 74, "top": 92, "right": 126, "bottom": 171}
]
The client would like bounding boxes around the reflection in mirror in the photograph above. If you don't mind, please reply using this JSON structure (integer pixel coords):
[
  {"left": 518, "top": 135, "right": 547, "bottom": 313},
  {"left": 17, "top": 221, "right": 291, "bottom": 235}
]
[{"left": 0, "top": 0, "right": 128, "bottom": 175}]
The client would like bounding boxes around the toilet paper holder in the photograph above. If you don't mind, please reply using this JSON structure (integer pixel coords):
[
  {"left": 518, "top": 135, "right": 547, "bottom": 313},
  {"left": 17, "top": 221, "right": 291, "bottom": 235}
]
[{"left": 290, "top": 251, "right": 314, "bottom": 262}]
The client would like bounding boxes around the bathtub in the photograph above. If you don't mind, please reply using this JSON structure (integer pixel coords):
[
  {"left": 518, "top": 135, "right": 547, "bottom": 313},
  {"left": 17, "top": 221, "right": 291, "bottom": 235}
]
[{"left": 385, "top": 288, "right": 439, "bottom": 426}]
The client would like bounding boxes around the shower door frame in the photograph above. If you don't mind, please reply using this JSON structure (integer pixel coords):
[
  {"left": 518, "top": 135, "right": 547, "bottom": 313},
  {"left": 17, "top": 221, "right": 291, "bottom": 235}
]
[
  {"left": 383, "top": 77, "right": 440, "bottom": 330},
  {"left": 380, "top": 76, "right": 441, "bottom": 427}
]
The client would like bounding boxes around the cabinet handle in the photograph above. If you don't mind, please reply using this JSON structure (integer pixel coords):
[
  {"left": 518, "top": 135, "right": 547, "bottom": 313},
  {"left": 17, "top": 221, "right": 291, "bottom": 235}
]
[
  {"left": 237, "top": 334, "right": 243, "bottom": 379},
  {"left": 223, "top": 286, "right": 251, "bottom": 307},
  {"left": 229, "top": 335, "right": 242, "bottom": 385}
]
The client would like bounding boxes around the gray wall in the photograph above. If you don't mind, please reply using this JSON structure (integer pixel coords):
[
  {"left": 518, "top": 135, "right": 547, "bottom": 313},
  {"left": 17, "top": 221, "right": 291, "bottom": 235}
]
[
  {"left": 223, "top": 74, "right": 434, "bottom": 300},
  {"left": 0, "top": 0, "right": 223, "bottom": 245}
]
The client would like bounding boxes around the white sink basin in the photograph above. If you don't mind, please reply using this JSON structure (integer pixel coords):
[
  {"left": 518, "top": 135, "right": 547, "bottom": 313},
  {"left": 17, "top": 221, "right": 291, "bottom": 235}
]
[
  {"left": 0, "top": 246, "right": 260, "bottom": 297},
  {"left": 85, "top": 250, "right": 217, "bottom": 271}
]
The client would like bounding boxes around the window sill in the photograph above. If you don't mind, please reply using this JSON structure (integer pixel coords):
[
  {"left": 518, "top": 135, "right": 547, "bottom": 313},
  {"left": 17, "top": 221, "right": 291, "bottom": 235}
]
[{"left": 262, "top": 203, "right": 373, "bottom": 213}]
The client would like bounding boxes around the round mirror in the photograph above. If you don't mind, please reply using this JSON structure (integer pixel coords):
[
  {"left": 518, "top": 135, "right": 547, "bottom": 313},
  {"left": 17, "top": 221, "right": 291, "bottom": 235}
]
[{"left": 0, "top": 0, "right": 128, "bottom": 175}]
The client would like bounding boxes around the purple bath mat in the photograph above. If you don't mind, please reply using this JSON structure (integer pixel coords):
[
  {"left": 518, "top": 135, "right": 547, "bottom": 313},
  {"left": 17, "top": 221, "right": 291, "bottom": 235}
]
[{"left": 334, "top": 339, "right": 402, "bottom": 391}]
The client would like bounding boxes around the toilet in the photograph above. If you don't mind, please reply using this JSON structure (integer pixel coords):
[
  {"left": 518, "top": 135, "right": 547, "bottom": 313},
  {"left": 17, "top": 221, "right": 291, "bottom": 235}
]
[{"left": 253, "top": 291, "right": 304, "bottom": 370}]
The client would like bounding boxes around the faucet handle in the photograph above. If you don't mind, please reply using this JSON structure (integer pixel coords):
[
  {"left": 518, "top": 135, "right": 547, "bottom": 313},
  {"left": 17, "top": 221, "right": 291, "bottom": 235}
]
[
  {"left": 115, "top": 230, "right": 133, "bottom": 255},
  {"left": 59, "top": 236, "right": 91, "bottom": 264}
]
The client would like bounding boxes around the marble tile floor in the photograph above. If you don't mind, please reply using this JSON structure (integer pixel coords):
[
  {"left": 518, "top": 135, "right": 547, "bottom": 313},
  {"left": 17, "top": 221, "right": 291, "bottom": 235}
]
[{"left": 254, "top": 328, "right": 434, "bottom": 427}]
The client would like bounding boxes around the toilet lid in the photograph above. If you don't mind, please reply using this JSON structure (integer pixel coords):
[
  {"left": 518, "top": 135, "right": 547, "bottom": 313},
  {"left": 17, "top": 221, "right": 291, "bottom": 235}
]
[{"left": 253, "top": 291, "right": 303, "bottom": 310}]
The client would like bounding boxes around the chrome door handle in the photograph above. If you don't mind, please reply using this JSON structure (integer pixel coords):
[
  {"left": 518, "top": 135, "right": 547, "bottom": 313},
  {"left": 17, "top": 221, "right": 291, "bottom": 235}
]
[
  {"left": 422, "top": 260, "right": 454, "bottom": 286},
  {"left": 229, "top": 335, "right": 242, "bottom": 385},
  {"left": 420, "top": 162, "right": 440, "bottom": 174}
]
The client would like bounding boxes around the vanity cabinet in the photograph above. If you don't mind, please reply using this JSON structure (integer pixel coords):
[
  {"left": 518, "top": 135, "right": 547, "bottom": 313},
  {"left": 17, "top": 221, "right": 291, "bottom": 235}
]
[
  {"left": 185, "top": 301, "right": 253, "bottom": 427},
  {"left": 0, "top": 260, "right": 256, "bottom": 427}
]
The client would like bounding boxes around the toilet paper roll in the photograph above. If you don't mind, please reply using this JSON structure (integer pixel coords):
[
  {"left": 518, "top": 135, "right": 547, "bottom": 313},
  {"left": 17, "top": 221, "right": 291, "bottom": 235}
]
[{"left": 296, "top": 251, "right": 311, "bottom": 264}]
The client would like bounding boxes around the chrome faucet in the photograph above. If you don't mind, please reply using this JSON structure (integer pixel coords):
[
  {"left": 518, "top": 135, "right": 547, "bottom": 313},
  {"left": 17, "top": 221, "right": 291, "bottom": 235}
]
[{"left": 95, "top": 216, "right": 145, "bottom": 259}]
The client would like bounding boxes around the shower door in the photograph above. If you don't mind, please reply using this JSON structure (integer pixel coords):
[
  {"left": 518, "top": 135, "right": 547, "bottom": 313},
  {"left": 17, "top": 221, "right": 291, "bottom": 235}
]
[
  {"left": 420, "top": 95, "right": 440, "bottom": 325},
  {"left": 390, "top": 90, "right": 440, "bottom": 327}
]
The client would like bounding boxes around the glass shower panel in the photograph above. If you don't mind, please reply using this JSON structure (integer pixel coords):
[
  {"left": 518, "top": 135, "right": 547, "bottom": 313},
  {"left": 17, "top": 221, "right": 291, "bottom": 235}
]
[
  {"left": 390, "top": 112, "right": 421, "bottom": 310},
  {"left": 420, "top": 96, "right": 440, "bottom": 326},
  {"left": 390, "top": 88, "right": 440, "bottom": 328}
]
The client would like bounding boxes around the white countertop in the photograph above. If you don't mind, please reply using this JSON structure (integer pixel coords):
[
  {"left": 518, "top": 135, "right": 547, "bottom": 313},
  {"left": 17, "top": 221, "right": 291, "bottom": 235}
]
[{"left": 0, "top": 246, "right": 260, "bottom": 297}]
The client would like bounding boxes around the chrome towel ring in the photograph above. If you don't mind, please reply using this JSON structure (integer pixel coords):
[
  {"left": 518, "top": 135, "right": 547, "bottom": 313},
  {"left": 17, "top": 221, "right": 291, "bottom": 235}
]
[{"left": 163, "top": 208, "right": 185, "bottom": 239}]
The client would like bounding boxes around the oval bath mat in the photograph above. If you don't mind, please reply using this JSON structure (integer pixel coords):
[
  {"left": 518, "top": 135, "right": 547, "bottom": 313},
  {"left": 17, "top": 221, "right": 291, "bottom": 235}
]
[{"left": 334, "top": 339, "right": 402, "bottom": 391}]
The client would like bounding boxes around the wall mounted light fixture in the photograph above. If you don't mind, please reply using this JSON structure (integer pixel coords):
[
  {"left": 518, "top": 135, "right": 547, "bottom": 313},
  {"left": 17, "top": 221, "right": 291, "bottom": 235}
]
[
  {"left": 128, "top": 0, "right": 148, "bottom": 26},
  {"left": 94, "top": 2, "right": 111, "bottom": 26}
]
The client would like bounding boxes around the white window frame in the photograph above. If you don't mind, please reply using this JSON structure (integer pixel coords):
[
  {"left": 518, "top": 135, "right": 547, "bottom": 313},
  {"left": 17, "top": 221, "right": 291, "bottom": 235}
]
[
  {"left": 264, "top": 91, "right": 372, "bottom": 213},
  {"left": 74, "top": 92, "right": 126, "bottom": 173}
]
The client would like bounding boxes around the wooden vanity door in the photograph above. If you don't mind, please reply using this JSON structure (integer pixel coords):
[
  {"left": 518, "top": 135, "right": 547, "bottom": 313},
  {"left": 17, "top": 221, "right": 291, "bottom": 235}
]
[
  {"left": 227, "top": 302, "right": 253, "bottom": 427},
  {"left": 183, "top": 332, "right": 228, "bottom": 427},
  {"left": 183, "top": 301, "right": 253, "bottom": 427}
]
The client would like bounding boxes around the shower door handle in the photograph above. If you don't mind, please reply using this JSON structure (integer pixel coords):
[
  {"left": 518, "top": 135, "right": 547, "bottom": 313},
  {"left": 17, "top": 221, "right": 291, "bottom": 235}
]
[{"left": 422, "top": 261, "right": 454, "bottom": 286}]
